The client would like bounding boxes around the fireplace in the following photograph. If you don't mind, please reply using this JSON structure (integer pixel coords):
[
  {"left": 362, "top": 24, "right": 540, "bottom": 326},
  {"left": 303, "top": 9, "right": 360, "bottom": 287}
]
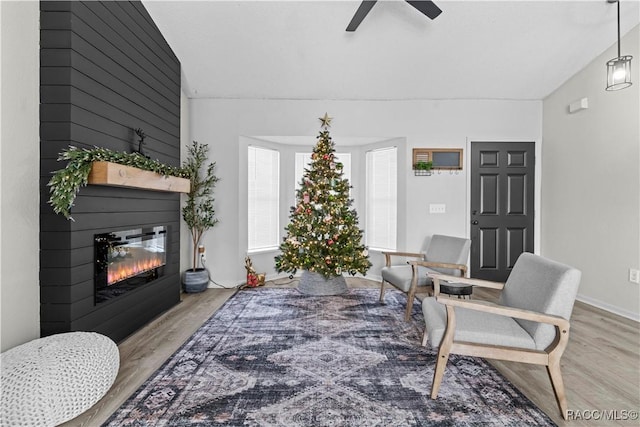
[
  {"left": 39, "top": 1, "right": 182, "bottom": 342},
  {"left": 95, "top": 226, "right": 168, "bottom": 304}
]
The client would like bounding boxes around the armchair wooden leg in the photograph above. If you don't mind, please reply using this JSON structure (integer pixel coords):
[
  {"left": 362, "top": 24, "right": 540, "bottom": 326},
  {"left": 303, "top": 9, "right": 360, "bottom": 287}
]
[
  {"left": 404, "top": 298, "right": 413, "bottom": 321},
  {"left": 421, "top": 329, "right": 428, "bottom": 347},
  {"left": 431, "top": 346, "right": 451, "bottom": 399},
  {"left": 547, "top": 359, "right": 568, "bottom": 420},
  {"left": 431, "top": 305, "right": 456, "bottom": 399},
  {"left": 404, "top": 287, "right": 417, "bottom": 321},
  {"left": 379, "top": 280, "right": 386, "bottom": 302}
]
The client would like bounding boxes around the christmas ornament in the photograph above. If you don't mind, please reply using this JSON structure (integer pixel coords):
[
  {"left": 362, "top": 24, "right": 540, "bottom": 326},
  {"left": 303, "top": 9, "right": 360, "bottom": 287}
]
[{"left": 319, "top": 113, "right": 332, "bottom": 129}]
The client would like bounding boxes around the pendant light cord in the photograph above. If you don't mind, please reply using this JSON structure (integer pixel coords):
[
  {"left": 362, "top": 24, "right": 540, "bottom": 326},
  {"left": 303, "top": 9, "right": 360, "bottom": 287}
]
[{"left": 617, "top": 0, "right": 621, "bottom": 58}]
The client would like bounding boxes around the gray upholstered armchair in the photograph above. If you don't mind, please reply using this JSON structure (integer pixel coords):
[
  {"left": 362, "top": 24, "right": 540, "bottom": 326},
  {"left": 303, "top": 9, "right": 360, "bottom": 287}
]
[
  {"left": 422, "top": 252, "right": 581, "bottom": 420},
  {"left": 380, "top": 234, "right": 471, "bottom": 321}
]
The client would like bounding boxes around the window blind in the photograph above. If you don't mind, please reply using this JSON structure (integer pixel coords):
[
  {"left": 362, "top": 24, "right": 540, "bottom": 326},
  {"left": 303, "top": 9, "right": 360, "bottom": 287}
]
[
  {"left": 365, "top": 147, "right": 397, "bottom": 251},
  {"left": 248, "top": 146, "right": 280, "bottom": 251}
]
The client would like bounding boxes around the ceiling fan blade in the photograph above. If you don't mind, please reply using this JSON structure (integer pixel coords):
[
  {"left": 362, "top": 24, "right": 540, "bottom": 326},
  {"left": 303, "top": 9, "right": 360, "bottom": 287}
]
[
  {"left": 346, "top": 0, "right": 378, "bottom": 32},
  {"left": 405, "top": 0, "right": 442, "bottom": 20}
]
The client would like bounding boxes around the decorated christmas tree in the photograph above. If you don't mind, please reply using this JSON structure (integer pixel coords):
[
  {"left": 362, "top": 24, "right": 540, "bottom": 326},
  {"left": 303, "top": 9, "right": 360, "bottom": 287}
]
[{"left": 275, "top": 114, "right": 371, "bottom": 280}]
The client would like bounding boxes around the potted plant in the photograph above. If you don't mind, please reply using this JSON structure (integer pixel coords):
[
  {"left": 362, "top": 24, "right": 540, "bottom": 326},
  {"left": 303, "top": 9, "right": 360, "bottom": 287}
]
[
  {"left": 413, "top": 160, "right": 433, "bottom": 176},
  {"left": 181, "top": 141, "right": 220, "bottom": 293}
]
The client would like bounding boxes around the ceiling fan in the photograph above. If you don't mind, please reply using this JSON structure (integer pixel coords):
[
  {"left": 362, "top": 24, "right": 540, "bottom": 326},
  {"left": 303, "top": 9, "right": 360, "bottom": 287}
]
[{"left": 346, "top": 0, "right": 442, "bottom": 32}]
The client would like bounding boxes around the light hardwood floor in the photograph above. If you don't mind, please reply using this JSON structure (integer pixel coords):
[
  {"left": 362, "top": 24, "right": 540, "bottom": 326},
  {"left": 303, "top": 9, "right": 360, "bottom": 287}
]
[{"left": 62, "top": 278, "right": 639, "bottom": 426}]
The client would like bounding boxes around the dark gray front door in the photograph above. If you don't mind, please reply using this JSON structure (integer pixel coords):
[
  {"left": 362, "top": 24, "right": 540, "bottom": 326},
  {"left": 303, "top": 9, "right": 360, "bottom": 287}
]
[{"left": 470, "top": 142, "right": 535, "bottom": 281}]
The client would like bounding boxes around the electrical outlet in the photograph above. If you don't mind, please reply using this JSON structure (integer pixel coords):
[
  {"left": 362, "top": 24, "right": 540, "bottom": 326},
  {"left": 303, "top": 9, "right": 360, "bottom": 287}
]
[
  {"left": 429, "top": 204, "right": 446, "bottom": 214},
  {"left": 629, "top": 268, "right": 640, "bottom": 284}
]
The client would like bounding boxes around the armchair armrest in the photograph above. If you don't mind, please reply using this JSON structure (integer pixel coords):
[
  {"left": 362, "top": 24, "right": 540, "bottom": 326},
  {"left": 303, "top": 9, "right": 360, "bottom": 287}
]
[
  {"left": 410, "top": 260, "right": 468, "bottom": 274},
  {"left": 382, "top": 251, "right": 424, "bottom": 267},
  {"left": 428, "top": 273, "right": 505, "bottom": 290},
  {"left": 435, "top": 296, "right": 570, "bottom": 329},
  {"left": 407, "top": 261, "right": 468, "bottom": 298}
]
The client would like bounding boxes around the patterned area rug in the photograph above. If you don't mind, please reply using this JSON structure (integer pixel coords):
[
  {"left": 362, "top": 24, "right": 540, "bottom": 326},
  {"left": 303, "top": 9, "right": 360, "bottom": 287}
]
[{"left": 105, "top": 288, "right": 555, "bottom": 426}]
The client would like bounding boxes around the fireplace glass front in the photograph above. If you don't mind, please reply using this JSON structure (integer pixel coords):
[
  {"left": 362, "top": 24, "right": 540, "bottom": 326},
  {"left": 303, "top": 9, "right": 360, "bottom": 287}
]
[{"left": 95, "top": 226, "right": 167, "bottom": 304}]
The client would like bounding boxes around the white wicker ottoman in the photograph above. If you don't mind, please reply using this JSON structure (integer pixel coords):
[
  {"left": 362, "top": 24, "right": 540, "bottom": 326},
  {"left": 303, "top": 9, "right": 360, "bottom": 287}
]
[{"left": 0, "top": 332, "right": 119, "bottom": 427}]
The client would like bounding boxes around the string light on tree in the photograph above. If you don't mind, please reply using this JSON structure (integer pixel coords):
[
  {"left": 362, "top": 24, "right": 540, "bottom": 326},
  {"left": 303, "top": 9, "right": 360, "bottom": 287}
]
[{"left": 275, "top": 114, "right": 371, "bottom": 279}]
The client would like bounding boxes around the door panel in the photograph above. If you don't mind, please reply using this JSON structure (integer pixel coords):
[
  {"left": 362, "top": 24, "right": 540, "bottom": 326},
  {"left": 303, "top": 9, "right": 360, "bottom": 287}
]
[
  {"left": 470, "top": 142, "right": 535, "bottom": 281},
  {"left": 508, "top": 151, "right": 527, "bottom": 166},
  {"left": 479, "top": 228, "right": 498, "bottom": 269},
  {"left": 506, "top": 227, "right": 526, "bottom": 267},
  {"left": 480, "top": 150, "right": 499, "bottom": 166},
  {"left": 507, "top": 175, "right": 526, "bottom": 214},
  {"left": 480, "top": 174, "right": 498, "bottom": 214}
]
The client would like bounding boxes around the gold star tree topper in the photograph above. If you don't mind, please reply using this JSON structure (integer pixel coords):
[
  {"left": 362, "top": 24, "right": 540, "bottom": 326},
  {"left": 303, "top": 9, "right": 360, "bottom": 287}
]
[{"left": 319, "top": 113, "right": 332, "bottom": 129}]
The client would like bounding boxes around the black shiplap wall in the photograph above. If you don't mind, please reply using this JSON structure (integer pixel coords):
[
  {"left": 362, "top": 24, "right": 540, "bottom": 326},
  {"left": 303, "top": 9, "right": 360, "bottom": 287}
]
[{"left": 40, "top": 1, "right": 182, "bottom": 342}]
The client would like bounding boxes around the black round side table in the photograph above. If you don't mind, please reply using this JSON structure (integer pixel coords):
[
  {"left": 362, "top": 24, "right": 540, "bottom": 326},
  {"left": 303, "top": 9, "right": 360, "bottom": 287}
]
[{"left": 439, "top": 282, "right": 473, "bottom": 298}]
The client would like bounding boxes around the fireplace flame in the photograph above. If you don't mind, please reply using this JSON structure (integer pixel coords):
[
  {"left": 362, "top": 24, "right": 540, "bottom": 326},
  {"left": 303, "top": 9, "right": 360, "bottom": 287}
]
[{"left": 107, "top": 255, "right": 165, "bottom": 286}]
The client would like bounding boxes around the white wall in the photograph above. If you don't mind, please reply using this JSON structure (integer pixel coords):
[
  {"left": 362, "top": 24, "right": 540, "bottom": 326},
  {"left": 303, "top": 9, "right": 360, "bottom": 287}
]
[
  {"left": 180, "top": 86, "right": 191, "bottom": 276},
  {"left": 190, "top": 99, "right": 542, "bottom": 286},
  {"left": 0, "top": 1, "right": 40, "bottom": 352},
  {"left": 542, "top": 25, "right": 640, "bottom": 320}
]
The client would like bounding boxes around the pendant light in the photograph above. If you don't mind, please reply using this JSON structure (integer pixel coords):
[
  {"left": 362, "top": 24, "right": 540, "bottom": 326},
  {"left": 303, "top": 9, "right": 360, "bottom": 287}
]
[{"left": 606, "top": 0, "right": 633, "bottom": 91}]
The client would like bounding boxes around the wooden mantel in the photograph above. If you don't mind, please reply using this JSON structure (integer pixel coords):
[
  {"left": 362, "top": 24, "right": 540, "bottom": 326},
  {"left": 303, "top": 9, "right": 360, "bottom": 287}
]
[{"left": 88, "top": 161, "right": 190, "bottom": 193}]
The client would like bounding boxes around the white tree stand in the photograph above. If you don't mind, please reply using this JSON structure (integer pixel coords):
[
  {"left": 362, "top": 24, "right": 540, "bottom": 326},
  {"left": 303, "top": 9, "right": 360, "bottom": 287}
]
[{"left": 298, "top": 270, "right": 348, "bottom": 295}]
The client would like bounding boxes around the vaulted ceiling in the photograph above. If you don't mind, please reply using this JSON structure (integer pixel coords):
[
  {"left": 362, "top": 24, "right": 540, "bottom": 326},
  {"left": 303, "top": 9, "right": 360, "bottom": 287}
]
[{"left": 143, "top": 0, "right": 640, "bottom": 100}]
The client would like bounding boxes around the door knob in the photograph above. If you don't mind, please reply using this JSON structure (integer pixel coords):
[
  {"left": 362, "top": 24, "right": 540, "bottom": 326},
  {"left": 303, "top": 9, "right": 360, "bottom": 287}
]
[{"left": 471, "top": 220, "right": 479, "bottom": 225}]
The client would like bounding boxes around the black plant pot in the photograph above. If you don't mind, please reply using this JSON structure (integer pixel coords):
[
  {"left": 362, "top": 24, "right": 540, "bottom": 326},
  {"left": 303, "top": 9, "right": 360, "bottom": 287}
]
[{"left": 182, "top": 268, "right": 209, "bottom": 293}]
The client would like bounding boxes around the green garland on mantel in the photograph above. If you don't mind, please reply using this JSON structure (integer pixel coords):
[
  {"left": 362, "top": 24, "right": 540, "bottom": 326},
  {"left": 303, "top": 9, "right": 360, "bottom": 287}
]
[{"left": 48, "top": 145, "right": 190, "bottom": 220}]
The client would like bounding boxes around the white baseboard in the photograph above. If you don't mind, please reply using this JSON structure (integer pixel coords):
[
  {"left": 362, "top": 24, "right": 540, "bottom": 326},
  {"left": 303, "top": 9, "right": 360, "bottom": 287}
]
[
  {"left": 264, "top": 272, "right": 383, "bottom": 283},
  {"left": 576, "top": 294, "right": 640, "bottom": 322},
  {"left": 364, "top": 274, "right": 382, "bottom": 283},
  {"left": 206, "top": 278, "right": 241, "bottom": 289},
  {"left": 207, "top": 272, "right": 292, "bottom": 289},
  {"left": 208, "top": 274, "right": 639, "bottom": 323},
  {"left": 266, "top": 272, "right": 295, "bottom": 281},
  {"left": 365, "top": 273, "right": 638, "bottom": 323}
]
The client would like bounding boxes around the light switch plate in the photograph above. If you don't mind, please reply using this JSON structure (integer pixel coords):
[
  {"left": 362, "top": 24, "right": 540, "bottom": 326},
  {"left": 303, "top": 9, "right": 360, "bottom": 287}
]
[
  {"left": 630, "top": 269, "right": 640, "bottom": 284},
  {"left": 429, "top": 204, "right": 446, "bottom": 214}
]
